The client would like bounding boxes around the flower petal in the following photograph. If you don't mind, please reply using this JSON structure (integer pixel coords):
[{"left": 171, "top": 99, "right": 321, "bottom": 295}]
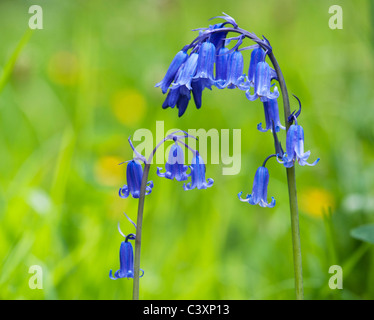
[{"left": 156, "top": 50, "right": 188, "bottom": 94}]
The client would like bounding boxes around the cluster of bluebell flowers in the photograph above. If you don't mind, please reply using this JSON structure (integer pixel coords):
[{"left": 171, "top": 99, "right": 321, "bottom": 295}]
[
  {"left": 156, "top": 13, "right": 319, "bottom": 208},
  {"left": 156, "top": 14, "right": 278, "bottom": 117},
  {"left": 110, "top": 132, "right": 214, "bottom": 280}
]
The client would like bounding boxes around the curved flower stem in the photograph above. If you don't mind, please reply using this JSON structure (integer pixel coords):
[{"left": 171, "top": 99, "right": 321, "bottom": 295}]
[
  {"left": 268, "top": 52, "right": 304, "bottom": 300},
  {"left": 132, "top": 162, "right": 151, "bottom": 300},
  {"left": 131, "top": 132, "right": 196, "bottom": 300},
  {"left": 188, "top": 24, "right": 304, "bottom": 299}
]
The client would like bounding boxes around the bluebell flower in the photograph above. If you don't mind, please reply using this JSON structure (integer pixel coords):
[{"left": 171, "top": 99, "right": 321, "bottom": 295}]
[
  {"left": 248, "top": 46, "right": 266, "bottom": 85},
  {"left": 216, "top": 50, "right": 245, "bottom": 89},
  {"left": 215, "top": 46, "right": 229, "bottom": 83},
  {"left": 245, "top": 61, "right": 279, "bottom": 102},
  {"left": 172, "top": 52, "right": 199, "bottom": 90},
  {"left": 162, "top": 53, "right": 199, "bottom": 117},
  {"left": 155, "top": 50, "right": 188, "bottom": 94},
  {"left": 162, "top": 85, "right": 192, "bottom": 117},
  {"left": 186, "top": 41, "right": 216, "bottom": 110},
  {"left": 193, "top": 41, "right": 216, "bottom": 90},
  {"left": 157, "top": 142, "right": 189, "bottom": 181},
  {"left": 190, "top": 79, "right": 204, "bottom": 109},
  {"left": 257, "top": 97, "right": 286, "bottom": 133},
  {"left": 109, "top": 234, "right": 144, "bottom": 280},
  {"left": 119, "top": 160, "right": 154, "bottom": 199},
  {"left": 277, "top": 124, "right": 320, "bottom": 168},
  {"left": 183, "top": 152, "right": 214, "bottom": 190},
  {"left": 238, "top": 166, "right": 276, "bottom": 208}
]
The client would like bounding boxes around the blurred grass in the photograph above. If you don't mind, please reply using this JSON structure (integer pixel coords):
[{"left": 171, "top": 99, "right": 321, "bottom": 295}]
[{"left": 0, "top": 0, "right": 373, "bottom": 299}]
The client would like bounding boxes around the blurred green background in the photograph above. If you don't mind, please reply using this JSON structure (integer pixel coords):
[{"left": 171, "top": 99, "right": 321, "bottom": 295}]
[{"left": 0, "top": 0, "right": 373, "bottom": 300}]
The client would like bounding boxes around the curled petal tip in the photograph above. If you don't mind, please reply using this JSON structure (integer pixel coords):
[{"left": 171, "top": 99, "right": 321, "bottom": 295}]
[
  {"left": 156, "top": 167, "right": 165, "bottom": 177},
  {"left": 237, "top": 191, "right": 249, "bottom": 202},
  {"left": 265, "top": 197, "right": 276, "bottom": 208},
  {"left": 207, "top": 178, "right": 214, "bottom": 187},
  {"left": 303, "top": 157, "right": 320, "bottom": 167},
  {"left": 257, "top": 122, "right": 268, "bottom": 132},
  {"left": 183, "top": 182, "right": 192, "bottom": 191},
  {"left": 109, "top": 270, "right": 117, "bottom": 280},
  {"left": 119, "top": 186, "right": 129, "bottom": 199}
]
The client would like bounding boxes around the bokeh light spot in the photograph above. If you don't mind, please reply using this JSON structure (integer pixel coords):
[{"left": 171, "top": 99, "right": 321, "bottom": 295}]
[
  {"left": 111, "top": 89, "right": 146, "bottom": 126},
  {"left": 300, "top": 188, "right": 335, "bottom": 218},
  {"left": 47, "top": 51, "right": 80, "bottom": 86},
  {"left": 94, "top": 155, "right": 124, "bottom": 187}
]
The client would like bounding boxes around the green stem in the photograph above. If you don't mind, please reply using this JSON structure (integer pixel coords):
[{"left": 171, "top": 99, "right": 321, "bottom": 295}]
[
  {"left": 132, "top": 163, "right": 151, "bottom": 300},
  {"left": 0, "top": 28, "right": 34, "bottom": 94},
  {"left": 268, "top": 52, "right": 304, "bottom": 300}
]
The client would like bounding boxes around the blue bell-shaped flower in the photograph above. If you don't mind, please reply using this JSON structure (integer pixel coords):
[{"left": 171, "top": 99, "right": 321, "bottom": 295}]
[
  {"left": 155, "top": 50, "right": 188, "bottom": 94},
  {"left": 238, "top": 166, "right": 276, "bottom": 208},
  {"left": 245, "top": 61, "right": 279, "bottom": 102},
  {"left": 157, "top": 143, "right": 189, "bottom": 181},
  {"left": 119, "top": 160, "right": 154, "bottom": 199},
  {"left": 109, "top": 234, "right": 144, "bottom": 280},
  {"left": 183, "top": 152, "right": 214, "bottom": 190},
  {"left": 278, "top": 124, "right": 320, "bottom": 168}
]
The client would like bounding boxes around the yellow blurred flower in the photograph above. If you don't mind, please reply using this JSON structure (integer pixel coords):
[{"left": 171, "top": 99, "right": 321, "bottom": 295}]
[
  {"left": 111, "top": 89, "right": 146, "bottom": 126},
  {"left": 47, "top": 51, "right": 80, "bottom": 86},
  {"left": 94, "top": 156, "right": 132, "bottom": 220},
  {"left": 94, "top": 155, "right": 124, "bottom": 187},
  {"left": 109, "top": 195, "right": 130, "bottom": 221},
  {"left": 300, "top": 188, "right": 335, "bottom": 218}
]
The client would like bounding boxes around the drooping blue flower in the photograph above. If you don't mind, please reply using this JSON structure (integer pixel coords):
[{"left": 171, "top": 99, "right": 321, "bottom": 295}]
[
  {"left": 157, "top": 142, "right": 189, "bottom": 181},
  {"left": 119, "top": 160, "right": 154, "bottom": 199},
  {"left": 183, "top": 152, "right": 214, "bottom": 190},
  {"left": 277, "top": 124, "right": 320, "bottom": 168},
  {"left": 193, "top": 41, "right": 216, "bottom": 90},
  {"left": 257, "top": 97, "right": 286, "bottom": 133},
  {"left": 162, "top": 85, "right": 192, "bottom": 117},
  {"left": 238, "top": 166, "right": 276, "bottom": 208},
  {"left": 172, "top": 52, "right": 199, "bottom": 90},
  {"left": 185, "top": 41, "right": 216, "bottom": 110},
  {"left": 109, "top": 234, "right": 144, "bottom": 280},
  {"left": 248, "top": 46, "right": 266, "bottom": 85},
  {"left": 245, "top": 61, "right": 279, "bottom": 102},
  {"left": 215, "top": 46, "right": 229, "bottom": 82},
  {"left": 216, "top": 50, "right": 245, "bottom": 89},
  {"left": 155, "top": 50, "right": 188, "bottom": 94},
  {"left": 190, "top": 79, "right": 203, "bottom": 109},
  {"left": 162, "top": 53, "right": 199, "bottom": 117}
]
